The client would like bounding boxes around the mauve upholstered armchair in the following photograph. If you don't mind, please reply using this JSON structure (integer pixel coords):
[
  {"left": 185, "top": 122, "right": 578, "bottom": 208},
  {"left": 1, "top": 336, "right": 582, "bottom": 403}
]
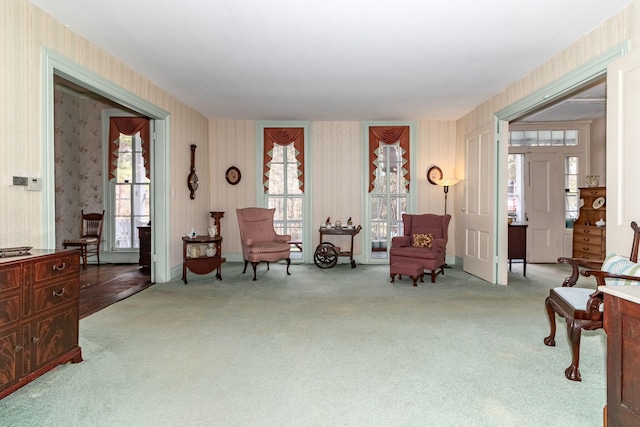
[
  {"left": 236, "top": 207, "right": 292, "bottom": 281},
  {"left": 390, "top": 213, "right": 451, "bottom": 283}
]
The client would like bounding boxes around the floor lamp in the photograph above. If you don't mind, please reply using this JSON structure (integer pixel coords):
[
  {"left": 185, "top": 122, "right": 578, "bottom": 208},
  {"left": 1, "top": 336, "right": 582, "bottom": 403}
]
[{"left": 436, "top": 178, "right": 460, "bottom": 215}]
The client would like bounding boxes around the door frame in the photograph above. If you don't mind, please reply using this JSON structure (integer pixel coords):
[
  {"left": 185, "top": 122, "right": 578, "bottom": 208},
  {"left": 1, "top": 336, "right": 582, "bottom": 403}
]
[
  {"left": 494, "top": 42, "right": 628, "bottom": 284},
  {"left": 41, "top": 48, "right": 171, "bottom": 283}
]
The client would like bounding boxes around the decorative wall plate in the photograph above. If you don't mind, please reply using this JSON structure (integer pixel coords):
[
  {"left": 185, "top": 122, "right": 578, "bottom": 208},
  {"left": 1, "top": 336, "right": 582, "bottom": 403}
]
[
  {"left": 427, "top": 166, "right": 443, "bottom": 185},
  {"left": 593, "top": 197, "right": 605, "bottom": 209},
  {"left": 225, "top": 166, "right": 241, "bottom": 185}
]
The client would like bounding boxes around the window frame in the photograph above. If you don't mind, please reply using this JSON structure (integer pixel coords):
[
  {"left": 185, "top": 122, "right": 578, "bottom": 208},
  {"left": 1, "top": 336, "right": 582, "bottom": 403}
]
[{"left": 257, "top": 121, "right": 311, "bottom": 263}]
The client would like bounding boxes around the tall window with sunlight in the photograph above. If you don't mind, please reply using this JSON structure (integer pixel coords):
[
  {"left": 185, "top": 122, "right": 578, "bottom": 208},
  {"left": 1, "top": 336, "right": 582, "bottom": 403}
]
[
  {"left": 113, "top": 133, "right": 150, "bottom": 249},
  {"left": 371, "top": 143, "right": 406, "bottom": 258},
  {"left": 266, "top": 143, "right": 302, "bottom": 248}
]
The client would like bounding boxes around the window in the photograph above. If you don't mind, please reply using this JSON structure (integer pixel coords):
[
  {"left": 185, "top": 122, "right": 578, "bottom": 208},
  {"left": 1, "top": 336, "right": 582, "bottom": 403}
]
[
  {"left": 112, "top": 133, "right": 150, "bottom": 249},
  {"left": 564, "top": 156, "right": 579, "bottom": 229},
  {"left": 507, "top": 154, "right": 525, "bottom": 223},
  {"left": 370, "top": 143, "right": 407, "bottom": 258},
  {"left": 266, "top": 143, "right": 302, "bottom": 246}
]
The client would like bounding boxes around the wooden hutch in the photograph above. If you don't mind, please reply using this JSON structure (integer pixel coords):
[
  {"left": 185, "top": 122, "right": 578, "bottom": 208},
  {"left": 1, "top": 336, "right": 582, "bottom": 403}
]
[{"left": 572, "top": 186, "right": 606, "bottom": 261}]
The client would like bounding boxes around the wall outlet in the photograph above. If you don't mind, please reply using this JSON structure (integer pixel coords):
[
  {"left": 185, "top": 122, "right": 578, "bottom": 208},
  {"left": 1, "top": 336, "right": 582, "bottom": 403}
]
[{"left": 13, "top": 176, "right": 28, "bottom": 186}]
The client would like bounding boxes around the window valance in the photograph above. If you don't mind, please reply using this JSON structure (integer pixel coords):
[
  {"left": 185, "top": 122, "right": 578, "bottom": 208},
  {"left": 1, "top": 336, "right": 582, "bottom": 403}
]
[
  {"left": 263, "top": 128, "right": 305, "bottom": 193},
  {"left": 368, "top": 126, "right": 410, "bottom": 192},
  {"left": 108, "top": 117, "right": 151, "bottom": 180}
]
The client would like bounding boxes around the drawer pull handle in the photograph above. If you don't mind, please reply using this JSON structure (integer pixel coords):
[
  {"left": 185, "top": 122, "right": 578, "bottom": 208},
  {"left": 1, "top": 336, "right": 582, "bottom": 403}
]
[
  {"left": 32, "top": 337, "right": 39, "bottom": 344},
  {"left": 583, "top": 230, "right": 590, "bottom": 234},
  {"left": 15, "top": 345, "right": 22, "bottom": 353},
  {"left": 52, "top": 262, "right": 67, "bottom": 271},
  {"left": 52, "top": 288, "right": 65, "bottom": 297}
]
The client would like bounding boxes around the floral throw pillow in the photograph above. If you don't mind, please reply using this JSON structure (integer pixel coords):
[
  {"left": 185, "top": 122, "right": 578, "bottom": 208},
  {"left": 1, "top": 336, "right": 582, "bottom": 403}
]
[
  {"left": 412, "top": 233, "right": 434, "bottom": 248},
  {"left": 601, "top": 253, "right": 640, "bottom": 286}
]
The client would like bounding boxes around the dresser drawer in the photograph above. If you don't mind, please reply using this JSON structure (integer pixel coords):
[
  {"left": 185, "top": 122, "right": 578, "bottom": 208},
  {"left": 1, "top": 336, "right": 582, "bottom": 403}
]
[
  {"left": 32, "top": 279, "right": 79, "bottom": 315},
  {"left": 573, "top": 224, "right": 604, "bottom": 236},
  {"left": 572, "top": 251, "right": 604, "bottom": 262},
  {"left": 0, "top": 264, "right": 22, "bottom": 293},
  {"left": 0, "top": 294, "right": 20, "bottom": 328},
  {"left": 32, "top": 254, "right": 79, "bottom": 285},
  {"left": 581, "top": 187, "right": 607, "bottom": 198},
  {"left": 573, "top": 233, "right": 603, "bottom": 246}
]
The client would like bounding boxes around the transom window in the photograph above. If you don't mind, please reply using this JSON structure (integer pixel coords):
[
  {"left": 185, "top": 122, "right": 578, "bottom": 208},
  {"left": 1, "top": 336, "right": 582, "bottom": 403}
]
[{"left": 509, "top": 130, "right": 578, "bottom": 146}]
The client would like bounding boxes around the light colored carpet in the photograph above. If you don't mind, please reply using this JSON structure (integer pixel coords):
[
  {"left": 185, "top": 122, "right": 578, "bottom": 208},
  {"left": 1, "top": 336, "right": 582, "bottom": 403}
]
[{"left": 0, "top": 262, "right": 606, "bottom": 426}]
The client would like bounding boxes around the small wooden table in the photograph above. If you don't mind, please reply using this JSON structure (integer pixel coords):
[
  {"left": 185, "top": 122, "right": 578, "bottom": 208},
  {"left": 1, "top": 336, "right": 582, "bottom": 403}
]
[
  {"left": 508, "top": 224, "right": 527, "bottom": 276},
  {"left": 182, "top": 235, "right": 225, "bottom": 284}
]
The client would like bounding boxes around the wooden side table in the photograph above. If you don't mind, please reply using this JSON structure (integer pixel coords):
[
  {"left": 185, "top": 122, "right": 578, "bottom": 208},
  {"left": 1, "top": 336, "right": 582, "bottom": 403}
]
[
  {"left": 508, "top": 224, "right": 527, "bottom": 276},
  {"left": 182, "top": 235, "right": 225, "bottom": 284}
]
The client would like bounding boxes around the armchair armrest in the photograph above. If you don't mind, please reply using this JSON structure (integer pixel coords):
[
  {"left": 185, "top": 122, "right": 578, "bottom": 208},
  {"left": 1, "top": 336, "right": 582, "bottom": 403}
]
[
  {"left": 275, "top": 234, "right": 292, "bottom": 243},
  {"left": 392, "top": 236, "right": 410, "bottom": 248},
  {"left": 557, "top": 257, "right": 603, "bottom": 287},
  {"left": 432, "top": 238, "right": 446, "bottom": 251},
  {"left": 582, "top": 269, "right": 640, "bottom": 287}
]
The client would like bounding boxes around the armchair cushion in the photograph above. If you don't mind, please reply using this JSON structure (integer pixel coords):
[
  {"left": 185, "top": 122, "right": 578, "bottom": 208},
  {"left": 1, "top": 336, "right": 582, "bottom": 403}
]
[
  {"left": 601, "top": 253, "right": 640, "bottom": 286},
  {"left": 412, "top": 233, "right": 434, "bottom": 248}
]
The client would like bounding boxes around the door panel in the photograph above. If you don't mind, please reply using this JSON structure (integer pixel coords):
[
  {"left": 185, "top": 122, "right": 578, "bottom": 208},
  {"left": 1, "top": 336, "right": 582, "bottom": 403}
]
[
  {"left": 527, "top": 152, "right": 562, "bottom": 262},
  {"left": 607, "top": 50, "right": 640, "bottom": 254},
  {"left": 464, "top": 128, "right": 495, "bottom": 282}
]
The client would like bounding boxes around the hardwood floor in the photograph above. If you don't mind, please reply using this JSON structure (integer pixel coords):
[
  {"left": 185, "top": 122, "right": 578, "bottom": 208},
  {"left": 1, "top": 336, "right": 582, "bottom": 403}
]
[{"left": 79, "top": 264, "right": 153, "bottom": 319}]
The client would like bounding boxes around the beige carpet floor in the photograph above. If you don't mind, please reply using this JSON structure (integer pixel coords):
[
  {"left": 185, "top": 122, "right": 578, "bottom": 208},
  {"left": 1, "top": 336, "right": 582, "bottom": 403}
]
[{"left": 0, "top": 261, "right": 606, "bottom": 426}]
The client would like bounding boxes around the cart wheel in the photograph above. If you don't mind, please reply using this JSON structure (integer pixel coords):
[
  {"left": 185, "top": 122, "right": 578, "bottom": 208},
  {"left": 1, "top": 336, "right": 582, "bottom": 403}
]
[
  {"left": 351, "top": 260, "right": 356, "bottom": 269},
  {"left": 314, "top": 242, "right": 338, "bottom": 269}
]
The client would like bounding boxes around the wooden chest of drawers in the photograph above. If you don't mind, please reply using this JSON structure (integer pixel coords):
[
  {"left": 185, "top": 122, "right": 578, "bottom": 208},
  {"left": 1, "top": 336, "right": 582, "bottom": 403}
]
[
  {"left": 0, "top": 250, "right": 82, "bottom": 399},
  {"left": 572, "top": 187, "right": 606, "bottom": 261},
  {"left": 572, "top": 224, "right": 606, "bottom": 261}
]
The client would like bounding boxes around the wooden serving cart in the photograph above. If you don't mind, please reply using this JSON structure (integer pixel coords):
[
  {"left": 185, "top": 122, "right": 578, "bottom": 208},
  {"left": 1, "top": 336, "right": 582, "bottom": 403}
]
[{"left": 314, "top": 225, "right": 362, "bottom": 269}]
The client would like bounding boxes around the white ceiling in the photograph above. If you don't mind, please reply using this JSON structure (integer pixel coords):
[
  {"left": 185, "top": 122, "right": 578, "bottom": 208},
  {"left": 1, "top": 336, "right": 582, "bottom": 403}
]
[{"left": 30, "top": 0, "right": 631, "bottom": 121}]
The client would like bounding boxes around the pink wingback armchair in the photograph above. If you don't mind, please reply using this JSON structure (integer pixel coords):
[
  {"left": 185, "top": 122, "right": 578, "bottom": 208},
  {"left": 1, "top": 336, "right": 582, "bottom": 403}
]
[
  {"left": 236, "top": 207, "right": 292, "bottom": 281},
  {"left": 390, "top": 213, "right": 451, "bottom": 282}
]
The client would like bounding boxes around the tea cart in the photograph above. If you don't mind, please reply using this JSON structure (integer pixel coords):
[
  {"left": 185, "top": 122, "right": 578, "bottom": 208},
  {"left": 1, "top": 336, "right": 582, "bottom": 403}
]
[{"left": 314, "top": 225, "right": 362, "bottom": 269}]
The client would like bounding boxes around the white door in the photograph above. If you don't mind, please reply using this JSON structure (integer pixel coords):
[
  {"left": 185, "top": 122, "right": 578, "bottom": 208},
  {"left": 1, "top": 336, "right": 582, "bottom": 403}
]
[
  {"left": 463, "top": 128, "right": 496, "bottom": 282},
  {"left": 607, "top": 50, "right": 640, "bottom": 253},
  {"left": 526, "top": 152, "right": 563, "bottom": 262}
]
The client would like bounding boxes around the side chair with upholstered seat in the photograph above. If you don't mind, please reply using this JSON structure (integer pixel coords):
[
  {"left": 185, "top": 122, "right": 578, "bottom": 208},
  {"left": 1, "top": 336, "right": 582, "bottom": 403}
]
[
  {"left": 236, "top": 207, "right": 292, "bottom": 281},
  {"left": 544, "top": 221, "right": 640, "bottom": 381}
]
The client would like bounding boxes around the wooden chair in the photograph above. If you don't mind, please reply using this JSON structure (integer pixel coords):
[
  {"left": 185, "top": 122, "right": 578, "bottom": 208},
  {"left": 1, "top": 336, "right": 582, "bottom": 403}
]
[
  {"left": 236, "top": 207, "right": 292, "bottom": 281},
  {"left": 544, "top": 221, "right": 640, "bottom": 381},
  {"left": 63, "top": 210, "right": 105, "bottom": 267}
]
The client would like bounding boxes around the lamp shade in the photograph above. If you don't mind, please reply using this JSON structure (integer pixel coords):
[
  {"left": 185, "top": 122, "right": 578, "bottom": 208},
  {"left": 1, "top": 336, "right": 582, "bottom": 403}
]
[{"left": 436, "top": 178, "right": 460, "bottom": 187}]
